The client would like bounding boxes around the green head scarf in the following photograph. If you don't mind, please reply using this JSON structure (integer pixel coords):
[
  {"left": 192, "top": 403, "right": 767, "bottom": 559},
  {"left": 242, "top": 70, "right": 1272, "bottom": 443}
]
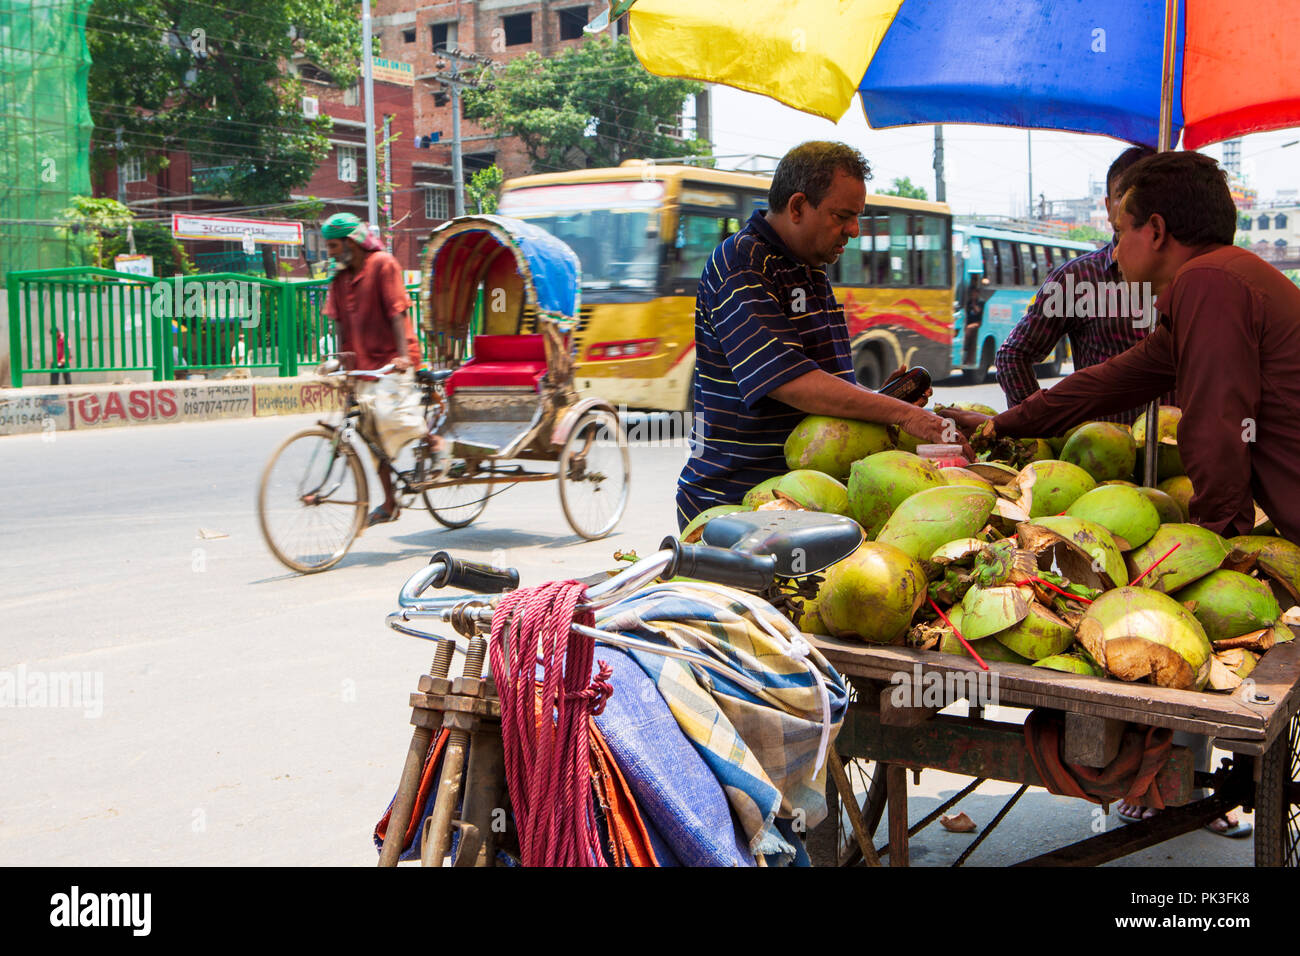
[{"left": 321, "top": 212, "right": 369, "bottom": 244}]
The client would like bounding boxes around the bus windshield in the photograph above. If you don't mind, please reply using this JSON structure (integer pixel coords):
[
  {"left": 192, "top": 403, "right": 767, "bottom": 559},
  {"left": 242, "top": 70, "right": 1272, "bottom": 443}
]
[{"left": 498, "top": 182, "right": 663, "bottom": 292}]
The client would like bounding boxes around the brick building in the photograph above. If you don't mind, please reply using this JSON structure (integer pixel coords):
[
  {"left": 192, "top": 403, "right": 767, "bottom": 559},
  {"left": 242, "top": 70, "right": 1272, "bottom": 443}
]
[{"left": 95, "top": 3, "right": 634, "bottom": 276}]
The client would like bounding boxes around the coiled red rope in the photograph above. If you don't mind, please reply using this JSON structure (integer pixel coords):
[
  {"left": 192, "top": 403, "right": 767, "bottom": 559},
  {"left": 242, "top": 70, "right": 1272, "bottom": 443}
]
[{"left": 489, "top": 579, "right": 613, "bottom": 867}]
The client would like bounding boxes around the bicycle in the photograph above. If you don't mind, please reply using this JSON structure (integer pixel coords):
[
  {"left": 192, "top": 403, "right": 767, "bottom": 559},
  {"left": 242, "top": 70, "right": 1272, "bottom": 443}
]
[{"left": 257, "top": 357, "right": 495, "bottom": 573}]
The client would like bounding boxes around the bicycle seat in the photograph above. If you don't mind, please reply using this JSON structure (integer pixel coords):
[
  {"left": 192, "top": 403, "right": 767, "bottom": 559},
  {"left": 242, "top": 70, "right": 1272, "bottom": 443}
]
[
  {"left": 416, "top": 368, "right": 454, "bottom": 386},
  {"left": 699, "top": 511, "right": 864, "bottom": 577}
]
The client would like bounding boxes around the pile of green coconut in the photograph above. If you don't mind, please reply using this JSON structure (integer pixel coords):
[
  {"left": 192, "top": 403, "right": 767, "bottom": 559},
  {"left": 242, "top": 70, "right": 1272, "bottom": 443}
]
[{"left": 680, "top": 406, "right": 1297, "bottom": 693}]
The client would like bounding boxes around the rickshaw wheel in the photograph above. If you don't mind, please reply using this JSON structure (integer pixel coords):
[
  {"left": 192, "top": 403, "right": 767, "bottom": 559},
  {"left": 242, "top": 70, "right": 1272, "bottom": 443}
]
[
  {"left": 1255, "top": 711, "right": 1299, "bottom": 867},
  {"left": 558, "top": 409, "right": 629, "bottom": 540},
  {"left": 422, "top": 460, "right": 494, "bottom": 529}
]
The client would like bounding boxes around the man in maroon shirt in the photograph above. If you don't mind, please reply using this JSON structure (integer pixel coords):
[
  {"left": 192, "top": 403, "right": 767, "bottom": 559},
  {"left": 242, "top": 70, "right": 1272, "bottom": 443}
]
[
  {"left": 940, "top": 151, "right": 1300, "bottom": 839},
  {"left": 945, "top": 151, "right": 1300, "bottom": 542},
  {"left": 322, "top": 213, "right": 426, "bottom": 525}
]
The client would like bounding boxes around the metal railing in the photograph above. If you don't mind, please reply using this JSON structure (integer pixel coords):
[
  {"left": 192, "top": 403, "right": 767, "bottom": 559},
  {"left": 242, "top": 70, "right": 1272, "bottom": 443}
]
[{"left": 6, "top": 266, "right": 426, "bottom": 387}]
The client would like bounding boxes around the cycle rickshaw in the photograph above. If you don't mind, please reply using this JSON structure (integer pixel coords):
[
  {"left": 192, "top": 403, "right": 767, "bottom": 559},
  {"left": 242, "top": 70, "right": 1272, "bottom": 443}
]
[{"left": 258, "top": 216, "right": 631, "bottom": 573}]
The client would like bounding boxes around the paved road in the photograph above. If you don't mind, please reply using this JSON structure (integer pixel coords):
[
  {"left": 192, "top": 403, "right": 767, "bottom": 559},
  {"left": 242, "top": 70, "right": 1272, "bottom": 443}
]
[{"left": 0, "top": 378, "right": 1252, "bottom": 866}]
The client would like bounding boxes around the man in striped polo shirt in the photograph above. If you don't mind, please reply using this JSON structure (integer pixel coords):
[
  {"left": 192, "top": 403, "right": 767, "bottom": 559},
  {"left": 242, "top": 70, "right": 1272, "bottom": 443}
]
[
  {"left": 676, "top": 142, "right": 969, "bottom": 530},
  {"left": 996, "top": 145, "right": 1172, "bottom": 423}
]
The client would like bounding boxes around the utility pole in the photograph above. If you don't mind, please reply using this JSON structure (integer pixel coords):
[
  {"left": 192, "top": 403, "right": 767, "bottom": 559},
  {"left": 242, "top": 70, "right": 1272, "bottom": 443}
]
[
  {"left": 362, "top": 0, "right": 379, "bottom": 230},
  {"left": 933, "top": 125, "right": 946, "bottom": 203},
  {"left": 433, "top": 49, "right": 497, "bottom": 218},
  {"left": 1027, "top": 130, "right": 1034, "bottom": 219}
]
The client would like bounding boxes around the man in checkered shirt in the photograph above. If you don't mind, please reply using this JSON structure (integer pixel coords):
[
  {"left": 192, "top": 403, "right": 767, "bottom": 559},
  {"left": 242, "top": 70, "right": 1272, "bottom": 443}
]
[{"left": 995, "top": 146, "right": 1175, "bottom": 423}]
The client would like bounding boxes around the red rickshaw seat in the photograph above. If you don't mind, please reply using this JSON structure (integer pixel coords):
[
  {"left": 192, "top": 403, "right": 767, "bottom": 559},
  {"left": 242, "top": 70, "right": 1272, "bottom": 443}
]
[{"left": 445, "top": 334, "right": 548, "bottom": 395}]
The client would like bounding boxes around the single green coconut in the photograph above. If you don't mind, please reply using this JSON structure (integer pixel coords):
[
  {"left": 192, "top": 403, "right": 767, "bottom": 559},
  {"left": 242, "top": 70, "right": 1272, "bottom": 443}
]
[
  {"left": 1018, "top": 438, "right": 1056, "bottom": 462},
  {"left": 1138, "top": 486, "right": 1185, "bottom": 525},
  {"left": 1059, "top": 422, "right": 1138, "bottom": 483},
  {"left": 960, "top": 585, "right": 1033, "bottom": 640},
  {"left": 895, "top": 428, "right": 923, "bottom": 454},
  {"left": 938, "top": 632, "right": 1032, "bottom": 665},
  {"left": 1020, "top": 515, "right": 1129, "bottom": 588},
  {"left": 1174, "top": 570, "right": 1281, "bottom": 643},
  {"left": 847, "top": 450, "right": 946, "bottom": 539},
  {"left": 785, "top": 415, "right": 894, "bottom": 481},
  {"left": 1034, "top": 652, "right": 1105, "bottom": 677},
  {"left": 1065, "top": 484, "right": 1161, "bottom": 550},
  {"left": 1227, "top": 535, "right": 1300, "bottom": 607},
  {"left": 1156, "top": 475, "right": 1194, "bottom": 522},
  {"left": 993, "top": 602, "right": 1077, "bottom": 660},
  {"left": 819, "top": 542, "right": 927, "bottom": 644},
  {"left": 1015, "top": 459, "right": 1097, "bottom": 518},
  {"left": 741, "top": 469, "right": 850, "bottom": 515},
  {"left": 877, "top": 486, "right": 997, "bottom": 562},
  {"left": 1124, "top": 523, "right": 1230, "bottom": 594},
  {"left": 680, "top": 503, "right": 748, "bottom": 543},
  {"left": 1076, "top": 586, "right": 1212, "bottom": 690},
  {"left": 1132, "top": 405, "right": 1185, "bottom": 480}
]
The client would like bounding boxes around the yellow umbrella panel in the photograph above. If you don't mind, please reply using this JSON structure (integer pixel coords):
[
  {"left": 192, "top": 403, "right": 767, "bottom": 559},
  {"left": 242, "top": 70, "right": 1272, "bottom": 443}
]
[{"left": 628, "top": 0, "right": 905, "bottom": 123}]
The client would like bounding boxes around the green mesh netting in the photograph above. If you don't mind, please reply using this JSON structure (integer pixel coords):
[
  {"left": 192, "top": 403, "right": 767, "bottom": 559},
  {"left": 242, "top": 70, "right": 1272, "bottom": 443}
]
[{"left": 0, "top": 0, "right": 93, "bottom": 281}]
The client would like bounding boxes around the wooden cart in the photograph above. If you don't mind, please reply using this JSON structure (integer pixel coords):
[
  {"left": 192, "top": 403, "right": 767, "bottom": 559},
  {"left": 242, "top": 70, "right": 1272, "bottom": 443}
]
[{"left": 804, "top": 636, "right": 1300, "bottom": 867}]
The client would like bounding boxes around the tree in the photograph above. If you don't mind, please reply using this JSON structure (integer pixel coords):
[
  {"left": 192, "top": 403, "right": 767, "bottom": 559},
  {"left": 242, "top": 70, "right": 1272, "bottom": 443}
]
[
  {"left": 59, "top": 197, "right": 193, "bottom": 275},
  {"left": 87, "top": 1, "right": 361, "bottom": 207},
  {"left": 879, "top": 177, "right": 928, "bottom": 200},
  {"left": 467, "top": 165, "right": 504, "bottom": 215},
  {"left": 461, "top": 35, "right": 709, "bottom": 171},
  {"left": 1067, "top": 225, "right": 1111, "bottom": 243}
]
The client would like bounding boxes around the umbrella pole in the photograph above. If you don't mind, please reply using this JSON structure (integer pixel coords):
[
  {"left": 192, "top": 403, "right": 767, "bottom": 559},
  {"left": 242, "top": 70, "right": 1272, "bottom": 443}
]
[{"left": 1143, "top": 0, "right": 1180, "bottom": 487}]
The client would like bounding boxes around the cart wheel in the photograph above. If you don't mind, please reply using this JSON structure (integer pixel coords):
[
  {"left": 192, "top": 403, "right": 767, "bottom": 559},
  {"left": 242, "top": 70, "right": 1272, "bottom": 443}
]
[
  {"left": 422, "top": 460, "right": 494, "bottom": 529},
  {"left": 558, "top": 409, "right": 630, "bottom": 540},
  {"left": 1254, "top": 711, "right": 1299, "bottom": 867},
  {"left": 258, "top": 427, "right": 368, "bottom": 573}
]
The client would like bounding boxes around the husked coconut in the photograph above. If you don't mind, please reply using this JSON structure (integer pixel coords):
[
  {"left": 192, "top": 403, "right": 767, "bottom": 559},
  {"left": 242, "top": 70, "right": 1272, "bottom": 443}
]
[{"left": 1076, "top": 586, "right": 1213, "bottom": 690}]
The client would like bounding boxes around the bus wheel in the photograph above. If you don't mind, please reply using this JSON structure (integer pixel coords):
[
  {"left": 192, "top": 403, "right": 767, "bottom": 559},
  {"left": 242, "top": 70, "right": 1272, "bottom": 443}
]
[
  {"left": 853, "top": 347, "right": 886, "bottom": 390},
  {"left": 963, "top": 340, "right": 996, "bottom": 385}
]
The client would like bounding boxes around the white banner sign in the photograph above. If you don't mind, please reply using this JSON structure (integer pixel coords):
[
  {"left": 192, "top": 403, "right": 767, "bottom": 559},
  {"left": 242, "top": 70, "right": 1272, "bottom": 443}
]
[
  {"left": 171, "top": 214, "right": 304, "bottom": 245},
  {"left": 113, "top": 254, "right": 154, "bottom": 276}
]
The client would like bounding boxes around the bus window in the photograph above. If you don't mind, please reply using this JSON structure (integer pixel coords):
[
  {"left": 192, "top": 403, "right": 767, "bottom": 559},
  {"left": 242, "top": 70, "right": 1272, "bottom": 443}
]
[
  {"left": 981, "top": 238, "right": 998, "bottom": 285},
  {"left": 1018, "top": 243, "right": 1036, "bottom": 286},
  {"left": 1033, "top": 245, "right": 1050, "bottom": 283},
  {"left": 889, "top": 212, "right": 910, "bottom": 285},
  {"left": 837, "top": 236, "right": 865, "bottom": 285},
  {"left": 915, "top": 214, "right": 949, "bottom": 287},
  {"left": 995, "top": 240, "right": 1017, "bottom": 285},
  {"left": 862, "top": 213, "right": 889, "bottom": 284},
  {"left": 672, "top": 211, "right": 728, "bottom": 282}
]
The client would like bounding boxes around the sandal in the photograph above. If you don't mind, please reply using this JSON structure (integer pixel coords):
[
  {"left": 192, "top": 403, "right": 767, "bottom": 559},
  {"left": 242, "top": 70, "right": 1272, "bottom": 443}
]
[
  {"left": 1117, "top": 805, "right": 1154, "bottom": 824},
  {"left": 1204, "top": 818, "right": 1253, "bottom": 839},
  {"left": 366, "top": 504, "right": 400, "bottom": 527}
]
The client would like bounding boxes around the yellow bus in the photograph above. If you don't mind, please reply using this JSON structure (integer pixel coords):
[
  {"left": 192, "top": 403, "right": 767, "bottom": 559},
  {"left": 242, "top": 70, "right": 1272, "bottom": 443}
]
[{"left": 496, "top": 162, "right": 955, "bottom": 410}]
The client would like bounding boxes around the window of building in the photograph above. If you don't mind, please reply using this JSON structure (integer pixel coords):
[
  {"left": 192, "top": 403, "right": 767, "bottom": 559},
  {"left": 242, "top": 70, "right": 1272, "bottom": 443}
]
[
  {"left": 122, "top": 154, "right": 145, "bottom": 183},
  {"left": 558, "top": 6, "right": 588, "bottom": 40},
  {"left": 402, "top": 28, "right": 416, "bottom": 43},
  {"left": 503, "top": 12, "right": 533, "bottom": 46},
  {"left": 1240, "top": 214, "right": 1253, "bottom": 230},
  {"left": 425, "top": 186, "right": 451, "bottom": 220},
  {"left": 337, "top": 145, "right": 358, "bottom": 183},
  {"left": 1258, "top": 214, "right": 1270, "bottom": 229},
  {"left": 1276, "top": 214, "right": 1288, "bottom": 229},
  {"left": 343, "top": 84, "right": 359, "bottom": 107},
  {"left": 297, "top": 63, "right": 334, "bottom": 85},
  {"left": 1277, "top": 238, "right": 1288, "bottom": 248},
  {"left": 432, "top": 21, "right": 458, "bottom": 52}
]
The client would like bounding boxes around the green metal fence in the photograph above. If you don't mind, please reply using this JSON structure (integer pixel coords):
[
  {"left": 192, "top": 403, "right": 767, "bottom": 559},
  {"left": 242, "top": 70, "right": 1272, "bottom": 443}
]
[{"left": 6, "top": 266, "right": 425, "bottom": 386}]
